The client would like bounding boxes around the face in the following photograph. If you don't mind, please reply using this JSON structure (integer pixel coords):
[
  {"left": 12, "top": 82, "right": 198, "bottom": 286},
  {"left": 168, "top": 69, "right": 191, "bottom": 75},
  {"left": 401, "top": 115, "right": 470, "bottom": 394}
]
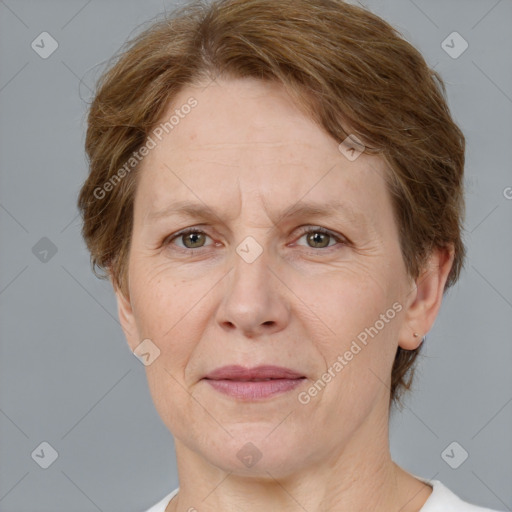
[{"left": 115, "top": 77, "right": 438, "bottom": 478}]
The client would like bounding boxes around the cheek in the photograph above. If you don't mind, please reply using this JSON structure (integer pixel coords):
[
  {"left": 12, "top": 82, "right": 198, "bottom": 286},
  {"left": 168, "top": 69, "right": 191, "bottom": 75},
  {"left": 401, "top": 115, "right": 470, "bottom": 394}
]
[
  {"left": 130, "top": 259, "right": 196, "bottom": 336},
  {"left": 296, "top": 270, "right": 401, "bottom": 432},
  {"left": 132, "top": 269, "right": 211, "bottom": 432},
  {"left": 294, "top": 265, "right": 402, "bottom": 401},
  {"left": 130, "top": 263, "right": 217, "bottom": 376},
  {"left": 295, "top": 264, "right": 398, "bottom": 342}
]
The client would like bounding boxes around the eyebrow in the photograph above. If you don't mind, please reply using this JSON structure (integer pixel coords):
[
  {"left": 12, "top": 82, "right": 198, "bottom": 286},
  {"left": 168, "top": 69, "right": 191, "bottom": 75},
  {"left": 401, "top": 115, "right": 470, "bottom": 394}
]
[{"left": 146, "top": 198, "right": 366, "bottom": 228}]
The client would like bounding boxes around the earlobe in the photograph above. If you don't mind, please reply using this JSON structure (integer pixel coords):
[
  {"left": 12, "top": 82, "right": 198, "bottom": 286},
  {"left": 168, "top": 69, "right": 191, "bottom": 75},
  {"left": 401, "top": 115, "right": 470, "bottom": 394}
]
[{"left": 398, "top": 245, "right": 455, "bottom": 350}]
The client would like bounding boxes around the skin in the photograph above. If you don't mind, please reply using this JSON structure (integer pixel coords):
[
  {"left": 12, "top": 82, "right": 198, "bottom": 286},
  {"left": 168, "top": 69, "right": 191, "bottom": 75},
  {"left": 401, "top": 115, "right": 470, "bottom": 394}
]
[{"left": 114, "top": 77, "right": 454, "bottom": 511}]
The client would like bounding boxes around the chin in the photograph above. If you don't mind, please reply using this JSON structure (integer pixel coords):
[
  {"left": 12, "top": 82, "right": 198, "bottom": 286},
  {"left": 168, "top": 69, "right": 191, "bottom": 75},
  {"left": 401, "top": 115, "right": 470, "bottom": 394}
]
[{"left": 198, "top": 425, "right": 313, "bottom": 478}]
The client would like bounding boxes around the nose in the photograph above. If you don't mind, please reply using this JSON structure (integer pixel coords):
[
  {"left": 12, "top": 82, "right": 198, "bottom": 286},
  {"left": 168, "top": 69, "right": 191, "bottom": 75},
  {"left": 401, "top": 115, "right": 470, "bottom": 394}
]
[{"left": 215, "top": 247, "right": 291, "bottom": 338}]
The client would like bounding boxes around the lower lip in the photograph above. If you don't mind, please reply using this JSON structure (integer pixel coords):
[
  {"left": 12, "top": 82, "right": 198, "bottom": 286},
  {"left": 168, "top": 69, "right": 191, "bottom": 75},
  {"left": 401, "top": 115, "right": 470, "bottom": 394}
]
[{"left": 204, "top": 378, "right": 305, "bottom": 400}]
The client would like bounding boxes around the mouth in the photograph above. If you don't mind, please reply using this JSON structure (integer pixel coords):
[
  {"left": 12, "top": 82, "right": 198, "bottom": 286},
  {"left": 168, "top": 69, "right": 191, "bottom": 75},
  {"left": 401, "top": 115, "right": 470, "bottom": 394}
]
[
  {"left": 202, "top": 365, "right": 306, "bottom": 400},
  {"left": 203, "top": 377, "right": 306, "bottom": 400}
]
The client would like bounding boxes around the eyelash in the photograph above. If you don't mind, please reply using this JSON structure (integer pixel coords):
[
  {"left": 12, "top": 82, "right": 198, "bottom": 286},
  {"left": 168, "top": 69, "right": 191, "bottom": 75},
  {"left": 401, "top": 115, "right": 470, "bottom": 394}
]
[{"left": 162, "top": 226, "right": 347, "bottom": 255}]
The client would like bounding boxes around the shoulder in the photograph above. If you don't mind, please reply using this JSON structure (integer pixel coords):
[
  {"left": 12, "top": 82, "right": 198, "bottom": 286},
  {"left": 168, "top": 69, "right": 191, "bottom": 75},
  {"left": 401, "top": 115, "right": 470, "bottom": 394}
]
[
  {"left": 420, "top": 479, "right": 504, "bottom": 512},
  {"left": 142, "top": 487, "right": 179, "bottom": 512}
]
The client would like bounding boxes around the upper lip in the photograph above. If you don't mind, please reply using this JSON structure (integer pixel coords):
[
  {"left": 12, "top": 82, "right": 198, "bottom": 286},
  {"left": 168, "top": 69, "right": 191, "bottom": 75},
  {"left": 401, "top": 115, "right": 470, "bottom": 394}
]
[{"left": 203, "top": 365, "right": 305, "bottom": 381}]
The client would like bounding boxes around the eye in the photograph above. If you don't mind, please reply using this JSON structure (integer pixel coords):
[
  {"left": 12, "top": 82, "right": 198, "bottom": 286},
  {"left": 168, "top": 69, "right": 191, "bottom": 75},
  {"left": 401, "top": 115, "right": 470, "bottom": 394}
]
[
  {"left": 294, "top": 226, "right": 346, "bottom": 250},
  {"left": 163, "top": 228, "right": 213, "bottom": 252}
]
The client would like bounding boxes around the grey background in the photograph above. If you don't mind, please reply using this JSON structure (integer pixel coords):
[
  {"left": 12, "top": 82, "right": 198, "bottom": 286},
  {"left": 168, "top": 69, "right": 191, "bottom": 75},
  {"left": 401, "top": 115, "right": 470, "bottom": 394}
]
[{"left": 0, "top": 0, "right": 511, "bottom": 510}]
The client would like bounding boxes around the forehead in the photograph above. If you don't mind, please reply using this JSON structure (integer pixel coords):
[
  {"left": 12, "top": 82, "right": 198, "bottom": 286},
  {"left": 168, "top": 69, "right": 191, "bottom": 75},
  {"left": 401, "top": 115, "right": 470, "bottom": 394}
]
[
  {"left": 161, "top": 78, "right": 338, "bottom": 158},
  {"left": 135, "top": 77, "right": 389, "bottom": 226}
]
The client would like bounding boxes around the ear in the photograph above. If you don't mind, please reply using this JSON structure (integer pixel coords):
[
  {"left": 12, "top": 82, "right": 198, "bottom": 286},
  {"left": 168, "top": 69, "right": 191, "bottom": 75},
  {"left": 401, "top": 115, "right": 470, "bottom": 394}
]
[
  {"left": 111, "top": 276, "right": 140, "bottom": 353},
  {"left": 398, "top": 245, "right": 455, "bottom": 350}
]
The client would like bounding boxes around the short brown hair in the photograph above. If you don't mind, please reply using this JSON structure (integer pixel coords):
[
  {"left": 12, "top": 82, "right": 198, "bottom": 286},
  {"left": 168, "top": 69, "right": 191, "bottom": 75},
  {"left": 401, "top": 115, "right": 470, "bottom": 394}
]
[{"left": 77, "top": 0, "right": 466, "bottom": 406}]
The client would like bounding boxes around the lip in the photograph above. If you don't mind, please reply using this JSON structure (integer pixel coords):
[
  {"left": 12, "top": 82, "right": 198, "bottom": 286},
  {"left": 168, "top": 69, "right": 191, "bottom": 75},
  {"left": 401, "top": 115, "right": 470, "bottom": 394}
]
[
  {"left": 202, "top": 365, "right": 306, "bottom": 400},
  {"left": 203, "top": 365, "right": 304, "bottom": 380}
]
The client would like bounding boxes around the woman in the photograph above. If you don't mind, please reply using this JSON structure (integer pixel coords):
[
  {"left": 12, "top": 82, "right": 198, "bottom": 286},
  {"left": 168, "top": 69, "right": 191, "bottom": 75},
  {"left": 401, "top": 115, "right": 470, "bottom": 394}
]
[{"left": 77, "top": 0, "right": 503, "bottom": 510}]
